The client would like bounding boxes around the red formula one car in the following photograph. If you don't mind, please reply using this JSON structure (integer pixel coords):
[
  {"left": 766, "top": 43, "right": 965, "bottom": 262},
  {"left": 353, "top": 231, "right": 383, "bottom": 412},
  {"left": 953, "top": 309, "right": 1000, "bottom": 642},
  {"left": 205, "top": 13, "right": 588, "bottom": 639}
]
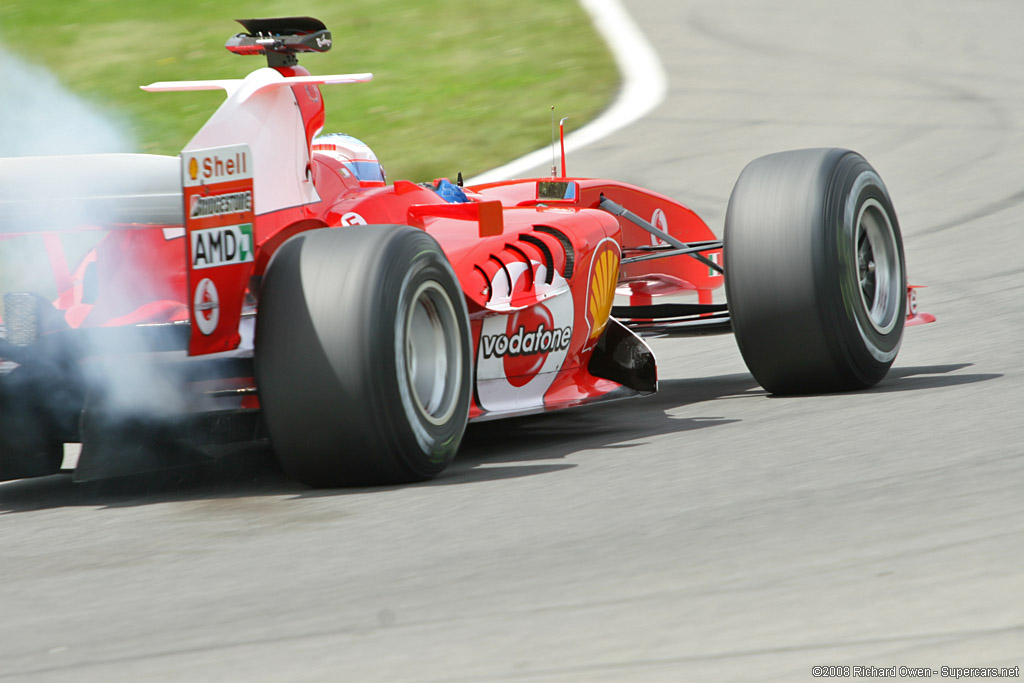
[{"left": 0, "top": 18, "right": 933, "bottom": 486}]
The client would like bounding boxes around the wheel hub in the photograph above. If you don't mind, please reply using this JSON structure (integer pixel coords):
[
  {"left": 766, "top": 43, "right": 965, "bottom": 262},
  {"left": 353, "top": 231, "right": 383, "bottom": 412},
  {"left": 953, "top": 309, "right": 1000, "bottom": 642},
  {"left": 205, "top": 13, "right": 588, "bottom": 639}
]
[
  {"left": 403, "top": 281, "right": 462, "bottom": 426},
  {"left": 855, "top": 199, "right": 901, "bottom": 334}
]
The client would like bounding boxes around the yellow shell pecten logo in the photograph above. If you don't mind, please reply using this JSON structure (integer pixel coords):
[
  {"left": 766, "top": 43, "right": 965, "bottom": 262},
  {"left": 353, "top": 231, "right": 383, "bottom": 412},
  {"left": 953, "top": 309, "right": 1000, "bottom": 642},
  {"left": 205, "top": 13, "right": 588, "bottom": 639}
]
[
  {"left": 588, "top": 243, "right": 620, "bottom": 339},
  {"left": 188, "top": 157, "right": 199, "bottom": 181}
]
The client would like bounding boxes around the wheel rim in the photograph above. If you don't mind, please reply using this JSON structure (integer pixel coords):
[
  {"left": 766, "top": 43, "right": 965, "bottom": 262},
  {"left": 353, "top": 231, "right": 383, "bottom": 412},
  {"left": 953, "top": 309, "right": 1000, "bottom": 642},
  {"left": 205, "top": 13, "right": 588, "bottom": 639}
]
[
  {"left": 403, "top": 281, "right": 462, "bottom": 426},
  {"left": 855, "top": 198, "right": 901, "bottom": 334}
]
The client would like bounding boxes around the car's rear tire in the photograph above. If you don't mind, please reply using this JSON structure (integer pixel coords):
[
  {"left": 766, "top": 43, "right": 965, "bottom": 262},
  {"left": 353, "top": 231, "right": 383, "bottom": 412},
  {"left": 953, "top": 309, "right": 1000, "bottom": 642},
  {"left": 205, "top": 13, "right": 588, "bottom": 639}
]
[
  {"left": 0, "top": 418, "right": 62, "bottom": 481},
  {"left": 724, "top": 148, "right": 906, "bottom": 394},
  {"left": 0, "top": 366, "right": 70, "bottom": 481},
  {"left": 255, "top": 225, "right": 471, "bottom": 487}
]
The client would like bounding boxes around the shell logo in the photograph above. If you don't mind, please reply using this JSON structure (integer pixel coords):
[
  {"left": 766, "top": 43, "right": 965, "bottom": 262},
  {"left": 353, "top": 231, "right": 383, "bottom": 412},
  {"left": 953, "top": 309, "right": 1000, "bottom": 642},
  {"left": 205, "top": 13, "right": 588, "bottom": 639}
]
[
  {"left": 587, "top": 240, "right": 620, "bottom": 339},
  {"left": 188, "top": 157, "right": 199, "bottom": 181}
]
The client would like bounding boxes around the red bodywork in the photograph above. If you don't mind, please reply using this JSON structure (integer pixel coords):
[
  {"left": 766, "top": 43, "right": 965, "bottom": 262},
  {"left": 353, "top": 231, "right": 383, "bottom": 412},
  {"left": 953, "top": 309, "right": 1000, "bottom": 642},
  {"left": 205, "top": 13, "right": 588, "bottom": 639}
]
[
  {"left": 8, "top": 59, "right": 929, "bottom": 431},
  {"left": 8, "top": 54, "right": 729, "bottom": 425},
  {"left": 47, "top": 149, "right": 723, "bottom": 423}
]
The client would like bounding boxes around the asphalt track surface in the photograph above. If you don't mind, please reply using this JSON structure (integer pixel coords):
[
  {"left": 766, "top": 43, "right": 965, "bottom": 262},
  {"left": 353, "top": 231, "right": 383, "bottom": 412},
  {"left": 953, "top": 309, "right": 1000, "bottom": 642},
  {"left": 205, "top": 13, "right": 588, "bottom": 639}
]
[{"left": 2, "top": 2, "right": 1023, "bottom": 681}]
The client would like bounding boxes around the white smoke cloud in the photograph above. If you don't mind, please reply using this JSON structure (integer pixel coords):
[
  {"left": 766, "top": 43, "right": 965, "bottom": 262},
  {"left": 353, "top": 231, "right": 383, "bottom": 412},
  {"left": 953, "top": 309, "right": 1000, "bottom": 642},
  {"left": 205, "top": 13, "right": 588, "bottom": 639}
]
[
  {"left": 0, "top": 49, "right": 202, "bottom": 480},
  {"left": 0, "top": 49, "right": 136, "bottom": 156}
]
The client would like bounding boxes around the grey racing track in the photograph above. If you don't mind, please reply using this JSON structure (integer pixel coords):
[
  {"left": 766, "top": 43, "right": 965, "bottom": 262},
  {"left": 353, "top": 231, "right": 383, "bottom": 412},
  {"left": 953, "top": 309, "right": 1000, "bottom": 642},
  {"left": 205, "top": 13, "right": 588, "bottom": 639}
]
[{"left": 2, "top": 1, "right": 1022, "bottom": 680}]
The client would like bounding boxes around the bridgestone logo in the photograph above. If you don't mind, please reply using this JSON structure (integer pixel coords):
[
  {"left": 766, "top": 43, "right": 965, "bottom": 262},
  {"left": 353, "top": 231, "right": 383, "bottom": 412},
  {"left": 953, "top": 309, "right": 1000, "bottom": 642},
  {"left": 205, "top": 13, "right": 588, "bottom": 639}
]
[
  {"left": 480, "top": 325, "right": 572, "bottom": 358},
  {"left": 190, "top": 191, "right": 252, "bottom": 219}
]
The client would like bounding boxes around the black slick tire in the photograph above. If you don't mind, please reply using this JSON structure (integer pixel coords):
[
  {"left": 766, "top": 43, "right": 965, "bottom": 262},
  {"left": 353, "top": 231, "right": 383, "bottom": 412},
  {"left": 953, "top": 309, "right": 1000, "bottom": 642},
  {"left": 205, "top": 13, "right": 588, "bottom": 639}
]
[
  {"left": 0, "top": 365, "right": 69, "bottom": 481},
  {"left": 724, "top": 148, "right": 906, "bottom": 394},
  {"left": 255, "top": 225, "right": 471, "bottom": 487}
]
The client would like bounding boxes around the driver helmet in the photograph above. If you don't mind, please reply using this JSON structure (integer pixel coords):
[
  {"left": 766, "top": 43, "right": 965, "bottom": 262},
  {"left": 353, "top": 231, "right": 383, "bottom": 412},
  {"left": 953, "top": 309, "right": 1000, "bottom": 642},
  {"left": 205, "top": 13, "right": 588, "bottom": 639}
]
[{"left": 311, "top": 133, "right": 386, "bottom": 186}]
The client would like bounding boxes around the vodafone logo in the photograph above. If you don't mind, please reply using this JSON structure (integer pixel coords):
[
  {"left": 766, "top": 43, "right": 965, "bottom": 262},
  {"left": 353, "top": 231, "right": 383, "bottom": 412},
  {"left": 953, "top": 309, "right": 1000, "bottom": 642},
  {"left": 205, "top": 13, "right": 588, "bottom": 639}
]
[
  {"left": 476, "top": 259, "right": 574, "bottom": 413},
  {"left": 193, "top": 278, "right": 220, "bottom": 335},
  {"left": 481, "top": 306, "right": 572, "bottom": 388}
]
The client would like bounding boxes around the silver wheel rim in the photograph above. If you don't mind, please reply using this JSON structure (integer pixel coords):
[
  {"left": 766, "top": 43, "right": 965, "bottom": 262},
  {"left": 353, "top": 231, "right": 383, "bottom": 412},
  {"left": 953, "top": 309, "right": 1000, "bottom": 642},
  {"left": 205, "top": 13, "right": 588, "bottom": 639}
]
[
  {"left": 855, "top": 198, "right": 901, "bottom": 334},
  {"left": 403, "top": 281, "right": 461, "bottom": 426}
]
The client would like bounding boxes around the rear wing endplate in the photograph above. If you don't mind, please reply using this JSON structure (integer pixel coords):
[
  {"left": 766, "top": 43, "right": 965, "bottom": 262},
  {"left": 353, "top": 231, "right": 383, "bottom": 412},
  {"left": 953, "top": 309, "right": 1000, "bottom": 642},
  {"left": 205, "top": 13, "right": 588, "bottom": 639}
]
[{"left": 181, "top": 144, "right": 254, "bottom": 356}]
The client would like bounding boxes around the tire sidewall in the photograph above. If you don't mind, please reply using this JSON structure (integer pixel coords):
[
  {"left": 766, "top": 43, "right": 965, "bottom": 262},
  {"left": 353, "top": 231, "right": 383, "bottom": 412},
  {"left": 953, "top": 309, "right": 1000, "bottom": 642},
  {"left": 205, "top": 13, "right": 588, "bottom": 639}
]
[
  {"left": 820, "top": 155, "right": 906, "bottom": 385},
  {"left": 377, "top": 234, "right": 472, "bottom": 476}
]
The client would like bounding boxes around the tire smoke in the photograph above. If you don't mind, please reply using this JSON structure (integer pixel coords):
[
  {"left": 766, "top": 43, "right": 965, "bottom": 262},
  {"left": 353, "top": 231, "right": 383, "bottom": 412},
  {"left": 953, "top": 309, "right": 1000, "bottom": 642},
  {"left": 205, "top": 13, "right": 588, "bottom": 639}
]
[
  {"left": 0, "top": 50, "right": 201, "bottom": 481},
  {"left": 0, "top": 49, "right": 136, "bottom": 157}
]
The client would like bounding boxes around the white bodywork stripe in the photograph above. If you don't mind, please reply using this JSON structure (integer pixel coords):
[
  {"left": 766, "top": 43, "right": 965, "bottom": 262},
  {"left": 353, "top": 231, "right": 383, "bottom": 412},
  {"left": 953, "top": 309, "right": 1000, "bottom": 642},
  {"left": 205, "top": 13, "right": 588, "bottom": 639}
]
[{"left": 142, "top": 72, "right": 373, "bottom": 100}]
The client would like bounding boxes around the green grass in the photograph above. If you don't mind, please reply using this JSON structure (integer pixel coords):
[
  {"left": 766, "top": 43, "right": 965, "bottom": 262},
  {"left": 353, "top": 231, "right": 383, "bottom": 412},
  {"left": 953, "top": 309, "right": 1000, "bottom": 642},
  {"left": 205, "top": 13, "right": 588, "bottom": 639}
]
[{"left": 0, "top": 1, "right": 617, "bottom": 181}]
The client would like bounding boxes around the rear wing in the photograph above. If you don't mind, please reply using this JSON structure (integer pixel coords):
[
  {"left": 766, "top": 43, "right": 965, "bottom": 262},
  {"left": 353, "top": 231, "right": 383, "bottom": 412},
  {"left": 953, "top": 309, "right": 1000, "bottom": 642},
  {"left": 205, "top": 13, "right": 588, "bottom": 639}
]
[
  {"left": 141, "top": 13, "right": 369, "bottom": 217},
  {"left": 141, "top": 68, "right": 371, "bottom": 219},
  {"left": 141, "top": 71, "right": 372, "bottom": 99},
  {"left": 142, "top": 67, "right": 372, "bottom": 356}
]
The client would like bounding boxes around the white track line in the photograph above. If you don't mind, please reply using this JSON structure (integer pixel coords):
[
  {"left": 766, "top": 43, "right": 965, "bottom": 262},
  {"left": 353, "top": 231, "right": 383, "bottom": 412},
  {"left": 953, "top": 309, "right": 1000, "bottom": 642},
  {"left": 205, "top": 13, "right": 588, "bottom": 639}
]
[{"left": 467, "top": 0, "right": 667, "bottom": 185}]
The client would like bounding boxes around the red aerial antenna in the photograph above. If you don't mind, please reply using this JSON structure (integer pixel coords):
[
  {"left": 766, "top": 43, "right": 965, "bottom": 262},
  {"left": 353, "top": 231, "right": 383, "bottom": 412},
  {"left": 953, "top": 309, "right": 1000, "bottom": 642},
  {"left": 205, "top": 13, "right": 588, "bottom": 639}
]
[{"left": 559, "top": 117, "right": 568, "bottom": 177}]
